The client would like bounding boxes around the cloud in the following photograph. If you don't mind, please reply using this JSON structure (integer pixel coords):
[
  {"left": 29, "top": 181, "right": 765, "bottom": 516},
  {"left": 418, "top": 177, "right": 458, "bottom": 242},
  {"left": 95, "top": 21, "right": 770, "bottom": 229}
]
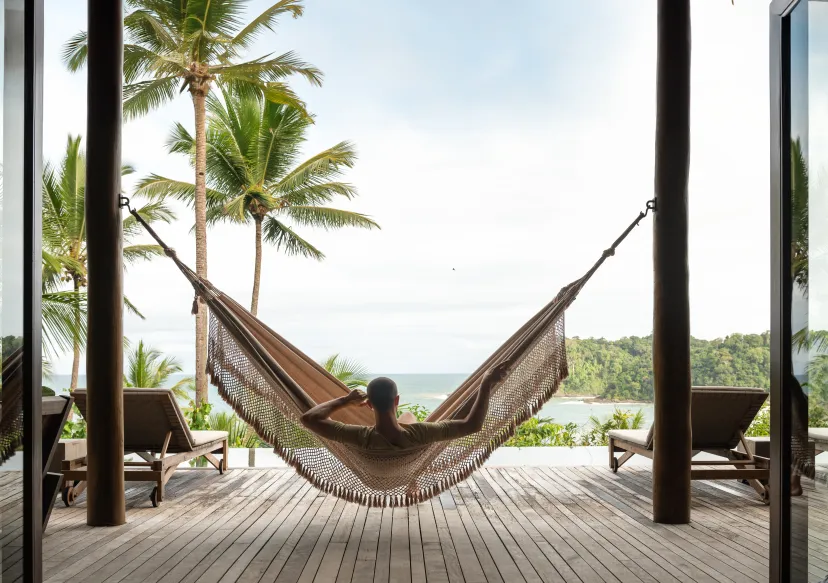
[{"left": 43, "top": 0, "right": 772, "bottom": 375}]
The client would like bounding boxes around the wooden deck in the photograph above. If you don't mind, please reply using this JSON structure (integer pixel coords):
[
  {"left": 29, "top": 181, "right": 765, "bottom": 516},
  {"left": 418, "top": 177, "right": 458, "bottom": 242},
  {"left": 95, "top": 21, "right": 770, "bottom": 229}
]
[{"left": 42, "top": 466, "right": 778, "bottom": 583}]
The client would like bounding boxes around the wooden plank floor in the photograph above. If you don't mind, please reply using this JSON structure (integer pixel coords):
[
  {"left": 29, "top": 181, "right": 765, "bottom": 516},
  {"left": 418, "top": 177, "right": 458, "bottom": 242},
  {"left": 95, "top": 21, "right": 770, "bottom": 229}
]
[{"left": 42, "top": 466, "right": 785, "bottom": 583}]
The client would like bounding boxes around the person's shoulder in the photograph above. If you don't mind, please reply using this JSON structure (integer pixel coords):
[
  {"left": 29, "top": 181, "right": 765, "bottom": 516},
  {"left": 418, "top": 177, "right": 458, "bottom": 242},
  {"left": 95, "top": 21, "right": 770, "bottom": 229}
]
[{"left": 402, "top": 421, "right": 454, "bottom": 443}]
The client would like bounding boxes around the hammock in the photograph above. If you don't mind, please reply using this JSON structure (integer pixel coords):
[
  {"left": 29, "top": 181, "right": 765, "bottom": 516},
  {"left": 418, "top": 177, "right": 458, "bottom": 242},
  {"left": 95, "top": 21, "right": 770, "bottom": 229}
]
[
  {"left": 123, "top": 197, "right": 654, "bottom": 506},
  {"left": 0, "top": 348, "right": 24, "bottom": 465}
]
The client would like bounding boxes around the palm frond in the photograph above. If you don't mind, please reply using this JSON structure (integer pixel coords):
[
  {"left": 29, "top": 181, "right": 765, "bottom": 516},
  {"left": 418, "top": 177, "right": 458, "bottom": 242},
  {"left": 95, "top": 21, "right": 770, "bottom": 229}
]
[
  {"left": 218, "top": 77, "right": 310, "bottom": 120},
  {"left": 41, "top": 290, "right": 88, "bottom": 360},
  {"left": 184, "top": 0, "right": 245, "bottom": 62},
  {"left": 168, "top": 376, "right": 195, "bottom": 402},
  {"left": 279, "top": 182, "right": 358, "bottom": 206},
  {"left": 122, "top": 200, "right": 177, "bottom": 238},
  {"left": 276, "top": 141, "right": 357, "bottom": 193},
  {"left": 123, "top": 43, "right": 187, "bottom": 84},
  {"left": 284, "top": 206, "right": 379, "bottom": 231},
  {"left": 221, "top": 194, "right": 250, "bottom": 223},
  {"left": 212, "top": 51, "right": 322, "bottom": 87},
  {"left": 61, "top": 31, "right": 88, "bottom": 72},
  {"left": 133, "top": 174, "right": 225, "bottom": 208},
  {"left": 224, "top": 1, "right": 305, "bottom": 55},
  {"left": 123, "top": 76, "right": 179, "bottom": 120},
  {"left": 124, "top": 9, "right": 179, "bottom": 55},
  {"left": 321, "top": 354, "right": 370, "bottom": 389},
  {"left": 123, "top": 295, "right": 146, "bottom": 320},
  {"left": 167, "top": 122, "right": 195, "bottom": 156},
  {"left": 123, "top": 244, "right": 167, "bottom": 265},
  {"left": 793, "top": 328, "right": 828, "bottom": 353},
  {"left": 262, "top": 217, "right": 324, "bottom": 259}
]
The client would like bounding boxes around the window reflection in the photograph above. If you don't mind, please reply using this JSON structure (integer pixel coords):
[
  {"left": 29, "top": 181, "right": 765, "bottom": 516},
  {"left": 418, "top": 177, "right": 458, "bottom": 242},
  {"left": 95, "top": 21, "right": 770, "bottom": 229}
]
[{"left": 788, "top": 1, "right": 828, "bottom": 580}]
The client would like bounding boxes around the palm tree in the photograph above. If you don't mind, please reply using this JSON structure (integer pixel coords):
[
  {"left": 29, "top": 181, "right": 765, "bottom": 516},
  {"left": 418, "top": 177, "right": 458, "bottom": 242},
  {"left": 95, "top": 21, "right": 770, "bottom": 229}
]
[
  {"left": 62, "top": 0, "right": 322, "bottom": 406},
  {"left": 136, "top": 92, "right": 379, "bottom": 315},
  {"left": 124, "top": 339, "right": 194, "bottom": 402},
  {"left": 791, "top": 137, "right": 808, "bottom": 293},
  {"left": 321, "top": 354, "right": 370, "bottom": 389},
  {"left": 42, "top": 135, "right": 175, "bottom": 392}
]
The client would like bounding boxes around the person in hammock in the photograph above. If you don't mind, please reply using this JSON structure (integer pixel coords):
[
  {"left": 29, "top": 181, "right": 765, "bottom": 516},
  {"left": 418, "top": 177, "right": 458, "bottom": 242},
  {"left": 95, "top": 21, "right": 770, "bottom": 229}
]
[{"left": 300, "top": 360, "right": 513, "bottom": 449}]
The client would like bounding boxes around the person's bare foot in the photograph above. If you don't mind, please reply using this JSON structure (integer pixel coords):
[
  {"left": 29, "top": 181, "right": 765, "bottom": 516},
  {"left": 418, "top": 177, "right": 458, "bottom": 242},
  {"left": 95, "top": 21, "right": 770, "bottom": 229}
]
[{"left": 792, "top": 475, "right": 803, "bottom": 496}]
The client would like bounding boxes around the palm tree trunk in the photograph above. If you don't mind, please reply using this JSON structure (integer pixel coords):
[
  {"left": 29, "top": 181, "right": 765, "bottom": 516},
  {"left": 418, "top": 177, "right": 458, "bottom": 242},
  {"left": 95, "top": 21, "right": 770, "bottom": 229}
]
[
  {"left": 251, "top": 216, "right": 263, "bottom": 316},
  {"left": 70, "top": 275, "right": 81, "bottom": 394},
  {"left": 191, "top": 80, "right": 210, "bottom": 407}
]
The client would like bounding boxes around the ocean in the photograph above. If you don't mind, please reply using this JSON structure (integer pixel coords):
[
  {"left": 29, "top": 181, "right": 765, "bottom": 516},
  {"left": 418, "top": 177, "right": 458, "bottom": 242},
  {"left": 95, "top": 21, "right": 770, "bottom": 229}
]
[{"left": 48, "top": 373, "right": 653, "bottom": 429}]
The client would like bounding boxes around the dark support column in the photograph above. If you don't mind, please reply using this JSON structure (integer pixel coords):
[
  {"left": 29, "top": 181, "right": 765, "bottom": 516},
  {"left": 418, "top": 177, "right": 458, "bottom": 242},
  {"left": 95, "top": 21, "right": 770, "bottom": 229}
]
[
  {"left": 85, "top": 0, "right": 125, "bottom": 526},
  {"left": 652, "top": 0, "right": 692, "bottom": 525}
]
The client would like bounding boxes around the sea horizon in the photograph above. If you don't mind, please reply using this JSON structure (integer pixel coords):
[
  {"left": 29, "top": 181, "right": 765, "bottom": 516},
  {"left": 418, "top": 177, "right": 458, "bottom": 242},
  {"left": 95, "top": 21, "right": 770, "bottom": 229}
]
[{"left": 48, "top": 372, "right": 654, "bottom": 428}]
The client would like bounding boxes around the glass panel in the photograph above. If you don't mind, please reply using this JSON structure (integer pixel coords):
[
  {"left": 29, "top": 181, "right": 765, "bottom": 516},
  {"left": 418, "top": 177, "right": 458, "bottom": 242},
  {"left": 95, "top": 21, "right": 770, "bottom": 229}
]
[
  {"left": 0, "top": 0, "right": 26, "bottom": 579},
  {"left": 789, "top": 1, "right": 828, "bottom": 580}
]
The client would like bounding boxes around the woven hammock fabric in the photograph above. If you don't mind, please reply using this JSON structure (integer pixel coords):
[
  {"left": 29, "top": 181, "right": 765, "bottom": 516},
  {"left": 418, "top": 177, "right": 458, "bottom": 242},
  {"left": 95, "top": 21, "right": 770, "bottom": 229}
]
[
  {"left": 204, "top": 281, "right": 578, "bottom": 506},
  {"left": 0, "top": 349, "right": 24, "bottom": 465}
]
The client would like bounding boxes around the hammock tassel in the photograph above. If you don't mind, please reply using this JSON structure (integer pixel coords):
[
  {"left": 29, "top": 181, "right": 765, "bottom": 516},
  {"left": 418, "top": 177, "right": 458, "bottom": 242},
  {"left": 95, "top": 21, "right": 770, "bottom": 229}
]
[{"left": 191, "top": 296, "right": 199, "bottom": 315}]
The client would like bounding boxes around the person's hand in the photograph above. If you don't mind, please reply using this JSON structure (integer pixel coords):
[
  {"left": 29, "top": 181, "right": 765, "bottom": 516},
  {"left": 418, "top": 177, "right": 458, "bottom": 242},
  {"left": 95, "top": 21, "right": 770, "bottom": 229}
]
[
  {"left": 481, "top": 359, "right": 514, "bottom": 387},
  {"left": 343, "top": 388, "right": 368, "bottom": 406}
]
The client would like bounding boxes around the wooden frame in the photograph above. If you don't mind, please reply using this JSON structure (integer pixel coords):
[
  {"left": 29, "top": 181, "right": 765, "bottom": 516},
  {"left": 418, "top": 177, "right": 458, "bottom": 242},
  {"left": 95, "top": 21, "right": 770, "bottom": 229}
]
[
  {"left": 20, "top": 0, "right": 44, "bottom": 579},
  {"left": 40, "top": 396, "right": 73, "bottom": 528},
  {"left": 60, "top": 436, "right": 227, "bottom": 508},
  {"left": 609, "top": 430, "right": 770, "bottom": 503}
]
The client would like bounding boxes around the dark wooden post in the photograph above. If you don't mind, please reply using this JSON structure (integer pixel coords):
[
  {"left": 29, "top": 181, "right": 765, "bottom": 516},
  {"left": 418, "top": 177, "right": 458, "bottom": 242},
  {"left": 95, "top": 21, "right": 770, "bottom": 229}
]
[
  {"left": 85, "top": 0, "right": 125, "bottom": 526},
  {"left": 652, "top": 0, "right": 692, "bottom": 524}
]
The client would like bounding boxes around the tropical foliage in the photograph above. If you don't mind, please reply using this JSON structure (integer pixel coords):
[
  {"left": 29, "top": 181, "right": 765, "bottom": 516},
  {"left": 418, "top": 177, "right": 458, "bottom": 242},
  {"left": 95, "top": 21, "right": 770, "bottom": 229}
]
[
  {"left": 583, "top": 408, "right": 646, "bottom": 447},
  {"left": 124, "top": 339, "right": 194, "bottom": 402},
  {"left": 397, "top": 403, "right": 430, "bottom": 422},
  {"left": 321, "top": 354, "right": 370, "bottom": 389},
  {"left": 42, "top": 135, "right": 174, "bottom": 389},
  {"left": 505, "top": 418, "right": 580, "bottom": 447},
  {"left": 137, "top": 92, "right": 378, "bottom": 315},
  {"left": 564, "top": 333, "right": 771, "bottom": 401},
  {"left": 63, "top": 0, "right": 323, "bottom": 406},
  {"left": 208, "top": 411, "right": 267, "bottom": 448}
]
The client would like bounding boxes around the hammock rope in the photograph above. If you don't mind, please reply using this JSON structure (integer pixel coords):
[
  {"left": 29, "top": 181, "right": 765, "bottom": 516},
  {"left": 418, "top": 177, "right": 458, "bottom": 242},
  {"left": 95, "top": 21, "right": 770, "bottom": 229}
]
[{"left": 119, "top": 195, "right": 655, "bottom": 506}]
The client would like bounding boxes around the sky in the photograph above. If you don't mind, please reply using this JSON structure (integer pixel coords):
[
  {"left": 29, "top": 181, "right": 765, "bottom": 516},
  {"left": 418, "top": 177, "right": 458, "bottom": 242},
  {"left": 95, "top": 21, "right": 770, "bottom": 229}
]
[{"left": 42, "top": 0, "right": 772, "bottom": 375}]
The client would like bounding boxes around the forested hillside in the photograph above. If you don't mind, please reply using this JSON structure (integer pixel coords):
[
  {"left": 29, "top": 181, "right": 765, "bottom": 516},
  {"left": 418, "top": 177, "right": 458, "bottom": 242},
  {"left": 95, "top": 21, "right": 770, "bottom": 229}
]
[{"left": 563, "top": 332, "right": 771, "bottom": 401}]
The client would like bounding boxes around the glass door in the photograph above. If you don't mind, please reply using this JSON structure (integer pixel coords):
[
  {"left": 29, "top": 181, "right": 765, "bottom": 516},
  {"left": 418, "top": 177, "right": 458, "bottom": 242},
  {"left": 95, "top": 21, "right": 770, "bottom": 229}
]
[
  {"left": 0, "top": 0, "right": 42, "bottom": 580},
  {"left": 771, "top": 1, "right": 828, "bottom": 580}
]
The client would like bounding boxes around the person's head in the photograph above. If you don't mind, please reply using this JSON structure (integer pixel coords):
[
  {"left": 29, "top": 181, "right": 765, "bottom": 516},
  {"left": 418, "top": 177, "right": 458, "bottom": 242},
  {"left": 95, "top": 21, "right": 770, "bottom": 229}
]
[{"left": 366, "top": 376, "right": 399, "bottom": 416}]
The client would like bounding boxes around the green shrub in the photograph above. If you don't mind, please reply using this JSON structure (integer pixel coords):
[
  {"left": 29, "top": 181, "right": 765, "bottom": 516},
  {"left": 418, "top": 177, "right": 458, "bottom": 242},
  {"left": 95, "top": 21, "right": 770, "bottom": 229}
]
[
  {"left": 583, "top": 407, "right": 646, "bottom": 446},
  {"left": 505, "top": 418, "right": 580, "bottom": 447},
  {"left": 397, "top": 403, "right": 430, "bottom": 422},
  {"left": 185, "top": 401, "right": 212, "bottom": 431},
  {"left": 61, "top": 405, "right": 86, "bottom": 439},
  {"left": 746, "top": 404, "right": 770, "bottom": 437},
  {"left": 208, "top": 411, "right": 267, "bottom": 448}
]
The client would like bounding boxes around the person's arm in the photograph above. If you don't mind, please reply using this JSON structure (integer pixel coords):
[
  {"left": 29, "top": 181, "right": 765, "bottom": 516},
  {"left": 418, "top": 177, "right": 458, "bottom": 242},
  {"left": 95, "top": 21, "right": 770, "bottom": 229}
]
[
  {"left": 441, "top": 359, "right": 514, "bottom": 439},
  {"left": 300, "top": 389, "right": 366, "bottom": 441}
]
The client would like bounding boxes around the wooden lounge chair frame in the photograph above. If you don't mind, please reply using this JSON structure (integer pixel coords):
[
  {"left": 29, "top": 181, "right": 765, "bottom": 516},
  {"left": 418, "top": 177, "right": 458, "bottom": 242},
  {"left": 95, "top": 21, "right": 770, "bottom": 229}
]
[
  {"left": 608, "top": 386, "right": 770, "bottom": 503},
  {"left": 61, "top": 388, "right": 229, "bottom": 507}
]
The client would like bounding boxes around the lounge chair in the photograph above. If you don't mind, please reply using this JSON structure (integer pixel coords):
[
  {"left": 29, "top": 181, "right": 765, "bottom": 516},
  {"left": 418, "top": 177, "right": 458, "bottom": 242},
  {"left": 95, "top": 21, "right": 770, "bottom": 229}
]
[
  {"left": 608, "top": 386, "right": 770, "bottom": 501},
  {"left": 809, "top": 428, "right": 828, "bottom": 455},
  {"left": 61, "top": 388, "right": 229, "bottom": 507}
]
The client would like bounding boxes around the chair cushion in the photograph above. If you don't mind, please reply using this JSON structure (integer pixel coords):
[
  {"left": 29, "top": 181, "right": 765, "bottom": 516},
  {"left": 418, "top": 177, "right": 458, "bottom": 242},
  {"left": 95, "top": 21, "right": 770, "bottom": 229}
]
[
  {"left": 191, "top": 430, "right": 229, "bottom": 447},
  {"left": 608, "top": 429, "right": 651, "bottom": 448},
  {"left": 809, "top": 428, "right": 828, "bottom": 444}
]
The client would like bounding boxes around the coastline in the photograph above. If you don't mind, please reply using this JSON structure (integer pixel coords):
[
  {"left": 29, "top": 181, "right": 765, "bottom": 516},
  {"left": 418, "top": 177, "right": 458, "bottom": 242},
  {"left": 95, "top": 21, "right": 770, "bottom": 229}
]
[{"left": 554, "top": 393, "right": 654, "bottom": 405}]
